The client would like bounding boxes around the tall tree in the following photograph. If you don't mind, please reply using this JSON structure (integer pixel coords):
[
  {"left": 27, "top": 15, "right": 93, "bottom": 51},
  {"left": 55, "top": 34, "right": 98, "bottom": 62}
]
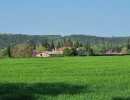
[
  {"left": 51, "top": 40, "right": 55, "bottom": 50},
  {"left": 85, "top": 41, "right": 90, "bottom": 52},
  {"left": 91, "top": 45, "right": 100, "bottom": 54},
  {"left": 63, "top": 37, "right": 66, "bottom": 44},
  {"left": 87, "top": 48, "right": 93, "bottom": 56},
  {"left": 27, "top": 40, "right": 36, "bottom": 50},
  {"left": 127, "top": 38, "right": 130, "bottom": 49},
  {"left": 37, "top": 44, "right": 47, "bottom": 53},
  {"left": 7, "top": 44, "right": 11, "bottom": 57},
  {"left": 75, "top": 41, "right": 79, "bottom": 48},
  {"left": 68, "top": 37, "right": 73, "bottom": 47},
  {"left": 57, "top": 41, "right": 61, "bottom": 48},
  {"left": 79, "top": 43, "right": 83, "bottom": 47},
  {"left": 105, "top": 41, "right": 110, "bottom": 51},
  {"left": 42, "top": 38, "right": 49, "bottom": 48}
]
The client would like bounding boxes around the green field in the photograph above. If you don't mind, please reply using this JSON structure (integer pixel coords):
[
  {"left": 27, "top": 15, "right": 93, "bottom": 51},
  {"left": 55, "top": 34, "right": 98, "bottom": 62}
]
[{"left": 0, "top": 56, "right": 130, "bottom": 100}]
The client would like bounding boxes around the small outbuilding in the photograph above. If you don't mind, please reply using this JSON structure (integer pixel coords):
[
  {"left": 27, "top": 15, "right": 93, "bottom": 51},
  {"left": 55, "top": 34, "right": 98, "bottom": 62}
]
[{"left": 36, "top": 52, "right": 50, "bottom": 57}]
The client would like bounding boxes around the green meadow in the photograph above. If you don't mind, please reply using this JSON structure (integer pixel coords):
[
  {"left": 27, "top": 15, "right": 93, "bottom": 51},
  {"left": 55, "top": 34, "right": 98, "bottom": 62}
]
[{"left": 0, "top": 56, "right": 130, "bottom": 100}]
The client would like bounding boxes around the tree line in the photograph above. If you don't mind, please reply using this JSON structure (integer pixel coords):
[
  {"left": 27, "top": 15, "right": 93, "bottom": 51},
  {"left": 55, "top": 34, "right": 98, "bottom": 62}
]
[
  {"left": 0, "top": 34, "right": 130, "bottom": 57},
  {"left": 0, "top": 34, "right": 129, "bottom": 49}
]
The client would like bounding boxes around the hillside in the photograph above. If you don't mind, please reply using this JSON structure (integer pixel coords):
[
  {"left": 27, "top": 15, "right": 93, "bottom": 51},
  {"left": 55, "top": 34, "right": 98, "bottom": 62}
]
[{"left": 0, "top": 33, "right": 129, "bottom": 49}]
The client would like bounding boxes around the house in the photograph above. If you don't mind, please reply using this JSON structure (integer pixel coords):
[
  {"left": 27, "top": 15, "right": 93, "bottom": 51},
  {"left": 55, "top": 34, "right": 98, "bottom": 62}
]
[
  {"left": 57, "top": 47, "right": 66, "bottom": 54},
  {"left": 36, "top": 47, "right": 65, "bottom": 57},
  {"left": 76, "top": 48, "right": 85, "bottom": 56},
  {"left": 36, "top": 52, "right": 50, "bottom": 57}
]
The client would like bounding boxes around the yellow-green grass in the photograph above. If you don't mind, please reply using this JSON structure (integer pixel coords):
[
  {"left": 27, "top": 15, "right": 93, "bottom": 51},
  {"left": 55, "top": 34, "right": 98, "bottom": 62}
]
[{"left": 0, "top": 56, "right": 130, "bottom": 100}]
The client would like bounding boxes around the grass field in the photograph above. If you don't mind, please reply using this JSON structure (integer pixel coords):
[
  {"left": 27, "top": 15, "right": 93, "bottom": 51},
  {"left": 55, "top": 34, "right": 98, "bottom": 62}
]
[{"left": 0, "top": 56, "right": 130, "bottom": 100}]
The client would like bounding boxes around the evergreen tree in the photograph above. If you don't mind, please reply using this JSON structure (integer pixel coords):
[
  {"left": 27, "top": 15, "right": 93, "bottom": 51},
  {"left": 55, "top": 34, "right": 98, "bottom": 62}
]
[
  {"left": 87, "top": 48, "right": 93, "bottom": 56},
  {"left": 105, "top": 41, "right": 110, "bottom": 51},
  {"left": 75, "top": 41, "right": 79, "bottom": 48},
  {"left": 63, "top": 37, "right": 66, "bottom": 44},
  {"left": 68, "top": 37, "right": 73, "bottom": 47},
  {"left": 7, "top": 44, "right": 11, "bottom": 57},
  {"left": 85, "top": 41, "right": 90, "bottom": 52},
  {"left": 42, "top": 38, "right": 48, "bottom": 48},
  {"left": 57, "top": 41, "right": 61, "bottom": 48},
  {"left": 27, "top": 40, "right": 36, "bottom": 50},
  {"left": 127, "top": 38, "right": 130, "bottom": 49},
  {"left": 51, "top": 40, "right": 55, "bottom": 50},
  {"left": 79, "top": 43, "right": 83, "bottom": 47}
]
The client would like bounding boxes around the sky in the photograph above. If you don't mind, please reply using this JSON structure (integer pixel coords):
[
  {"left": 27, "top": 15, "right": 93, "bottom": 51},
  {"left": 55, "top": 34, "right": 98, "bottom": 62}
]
[{"left": 0, "top": 0, "right": 130, "bottom": 37}]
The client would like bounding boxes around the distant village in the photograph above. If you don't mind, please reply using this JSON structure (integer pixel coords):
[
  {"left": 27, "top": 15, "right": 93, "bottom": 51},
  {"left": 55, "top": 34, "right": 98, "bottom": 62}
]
[
  {"left": 35, "top": 47, "right": 129, "bottom": 58},
  {"left": 0, "top": 37, "right": 130, "bottom": 58}
]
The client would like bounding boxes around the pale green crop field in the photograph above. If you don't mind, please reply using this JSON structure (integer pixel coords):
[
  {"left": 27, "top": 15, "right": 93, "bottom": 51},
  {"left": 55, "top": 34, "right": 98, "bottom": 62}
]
[{"left": 0, "top": 56, "right": 130, "bottom": 100}]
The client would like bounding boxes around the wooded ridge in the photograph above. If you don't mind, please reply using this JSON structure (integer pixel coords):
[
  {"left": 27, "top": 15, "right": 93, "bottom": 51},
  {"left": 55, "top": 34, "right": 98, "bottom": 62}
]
[{"left": 0, "top": 33, "right": 129, "bottom": 49}]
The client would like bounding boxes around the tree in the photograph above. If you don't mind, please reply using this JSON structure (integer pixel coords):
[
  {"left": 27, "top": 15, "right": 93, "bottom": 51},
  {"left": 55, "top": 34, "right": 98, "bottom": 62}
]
[
  {"left": 11, "top": 43, "right": 33, "bottom": 58},
  {"left": 7, "top": 44, "right": 11, "bottom": 57},
  {"left": 27, "top": 40, "right": 36, "bottom": 50},
  {"left": 51, "top": 40, "right": 55, "bottom": 50},
  {"left": 105, "top": 41, "right": 110, "bottom": 51},
  {"left": 85, "top": 41, "right": 90, "bottom": 52},
  {"left": 63, "top": 48, "right": 70, "bottom": 56},
  {"left": 91, "top": 45, "right": 100, "bottom": 54},
  {"left": 87, "top": 48, "right": 93, "bottom": 56},
  {"left": 63, "top": 37, "right": 66, "bottom": 44},
  {"left": 37, "top": 44, "right": 47, "bottom": 53},
  {"left": 69, "top": 47, "right": 77, "bottom": 56},
  {"left": 68, "top": 37, "right": 73, "bottom": 47},
  {"left": 57, "top": 41, "right": 61, "bottom": 49},
  {"left": 48, "top": 40, "right": 55, "bottom": 51},
  {"left": 100, "top": 44, "right": 106, "bottom": 53},
  {"left": 74, "top": 41, "right": 79, "bottom": 48},
  {"left": 79, "top": 43, "right": 83, "bottom": 47},
  {"left": 0, "top": 49, "right": 8, "bottom": 57},
  {"left": 127, "top": 38, "right": 130, "bottom": 49},
  {"left": 63, "top": 47, "right": 77, "bottom": 56},
  {"left": 42, "top": 38, "right": 49, "bottom": 48}
]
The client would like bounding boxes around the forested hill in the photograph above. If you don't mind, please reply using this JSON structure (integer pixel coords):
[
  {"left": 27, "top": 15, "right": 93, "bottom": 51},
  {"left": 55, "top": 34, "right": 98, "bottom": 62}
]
[{"left": 0, "top": 33, "right": 129, "bottom": 49}]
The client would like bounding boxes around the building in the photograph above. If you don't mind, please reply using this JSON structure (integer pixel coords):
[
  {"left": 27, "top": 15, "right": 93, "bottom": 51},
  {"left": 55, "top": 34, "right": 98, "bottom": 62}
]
[
  {"left": 36, "top": 47, "right": 66, "bottom": 57},
  {"left": 36, "top": 52, "right": 50, "bottom": 57},
  {"left": 76, "top": 48, "right": 85, "bottom": 56}
]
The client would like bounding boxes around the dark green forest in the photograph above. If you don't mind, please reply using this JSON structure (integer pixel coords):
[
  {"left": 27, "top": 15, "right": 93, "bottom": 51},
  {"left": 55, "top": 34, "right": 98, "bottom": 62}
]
[{"left": 0, "top": 33, "right": 129, "bottom": 49}]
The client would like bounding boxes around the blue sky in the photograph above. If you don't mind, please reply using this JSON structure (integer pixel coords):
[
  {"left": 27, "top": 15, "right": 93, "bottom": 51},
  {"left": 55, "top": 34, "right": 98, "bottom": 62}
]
[{"left": 0, "top": 0, "right": 130, "bottom": 37}]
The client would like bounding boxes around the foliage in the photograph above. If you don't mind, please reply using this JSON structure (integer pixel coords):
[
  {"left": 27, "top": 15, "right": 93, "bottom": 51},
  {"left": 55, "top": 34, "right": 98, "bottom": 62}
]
[
  {"left": 63, "top": 48, "right": 70, "bottom": 56},
  {"left": 87, "top": 48, "right": 94, "bottom": 56},
  {"left": 1, "top": 34, "right": 130, "bottom": 55},
  {"left": 57, "top": 41, "right": 61, "bottom": 48},
  {"left": 91, "top": 45, "right": 100, "bottom": 54},
  {"left": 36, "top": 44, "right": 47, "bottom": 53},
  {"left": 74, "top": 41, "right": 79, "bottom": 48},
  {"left": 11, "top": 43, "right": 33, "bottom": 57},
  {"left": 7, "top": 45, "right": 11, "bottom": 57},
  {"left": 0, "top": 49, "right": 8, "bottom": 57},
  {"left": 127, "top": 38, "right": 130, "bottom": 49},
  {"left": 126, "top": 49, "right": 130, "bottom": 54},
  {"left": 63, "top": 48, "right": 77, "bottom": 56}
]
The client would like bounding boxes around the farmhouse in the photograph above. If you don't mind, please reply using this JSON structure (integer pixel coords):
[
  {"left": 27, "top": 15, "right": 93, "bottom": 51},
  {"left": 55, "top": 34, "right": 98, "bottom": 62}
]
[
  {"left": 36, "top": 52, "right": 50, "bottom": 57},
  {"left": 36, "top": 47, "right": 66, "bottom": 57}
]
